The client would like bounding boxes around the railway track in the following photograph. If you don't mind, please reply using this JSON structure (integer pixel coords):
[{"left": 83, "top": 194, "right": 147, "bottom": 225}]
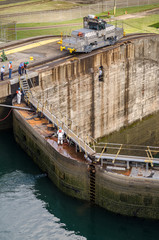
[
  {"left": 2, "top": 33, "right": 158, "bottom": 78},
  {"left": 29, "top": 33, "right": 159, "bottom": 71}
]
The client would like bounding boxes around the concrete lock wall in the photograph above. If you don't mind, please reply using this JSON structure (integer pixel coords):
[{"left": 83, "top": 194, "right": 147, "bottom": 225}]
[
  {"left": 13, "top": 110, "right": 90, "bottom": 201},
  {"left": 0, "top": 81, "right": 13, "bottom": 130},
  {"left": 0, "top": 72, "right": 39, "bottom": 131},
  {"left": 12, "top": 35, "right": 159, "bottom": 218},
  {"left": 99, "top": 111, "right": 159, "bottom": 147},
  {"left": 95, "top": 167, "right": 159, "bottom": 219},
  {"left": 13, "top": 108, "right": 159, "bottom": 219},
  {"left": 32, "top": 35, "right": 159, "bottom": 141}
]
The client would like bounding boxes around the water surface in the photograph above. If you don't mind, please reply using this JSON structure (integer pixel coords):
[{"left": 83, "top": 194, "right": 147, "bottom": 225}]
[{"left": 0, "top": 130, "right": 159, "bottom": 240}]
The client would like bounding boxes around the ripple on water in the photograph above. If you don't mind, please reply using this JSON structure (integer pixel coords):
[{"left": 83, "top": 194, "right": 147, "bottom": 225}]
[{"left": 0, "top": 170, "right": 86, "bottom": 240}]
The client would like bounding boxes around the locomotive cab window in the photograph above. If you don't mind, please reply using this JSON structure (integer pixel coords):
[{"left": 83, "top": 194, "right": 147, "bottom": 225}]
[
  {"left": 88, "top": 22, "right": 98, "bottom": 30},
  {"left": 99, "top": 22, "right": 106, "bottom": 30}
]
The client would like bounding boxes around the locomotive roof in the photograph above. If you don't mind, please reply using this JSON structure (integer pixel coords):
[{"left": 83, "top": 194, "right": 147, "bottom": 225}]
[
  {"left": 72, "top": 28, "right": 97, "bottom": 38},
  {"left": 71, "top": 24, "right": 115, "bottom": 36},
  {"left": 72, "top": 28, "right": 94, "bottom": 35},
  {"left": 84, "top": 15, "right": 106, "bottom": 23}
]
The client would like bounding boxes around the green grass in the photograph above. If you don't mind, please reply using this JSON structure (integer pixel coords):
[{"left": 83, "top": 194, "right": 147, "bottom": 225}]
[
  {"left": 17, "top": 16, "right": 159, "bottom": 40},
  {"left": 15, "top": 4, "right": 159, "bottom": 39},
  {"left": 17, "top": 14, "right": 159, "bottom": 40},
  {"left": 99, "top": 4, "right": 159, "bottom": 17},
  {"left": 17, "top": 25, "right": 82, "bottom": 39},
  {"left": 114, "top": 15, "right": 159, "bottom": 34},
  {"left": 1, "top": 1, "right": 158, "bottom": 17},
  {"left": 15, "top": 3, "right": 159, "bottom": 29},
  {"left": 149, "top": 22, "right": 159, "bottom": 28},
  {"left": 17, "top": 18, "right": 82, "bottom": 28},
  {"left": 0, "top": 0, "right": 82, "bottom": 15},
  {"left": 0, "top": 0, "right": 41, "bottom": 7}
]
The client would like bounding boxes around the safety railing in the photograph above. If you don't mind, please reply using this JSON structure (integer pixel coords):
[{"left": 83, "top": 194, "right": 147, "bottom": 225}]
[
  {"left": 25, "top": 90, "right": 159, "bottom": 169},
  {"left": 20, "top": 75, "right": 159, "bottom": 169},
  {"left": 26, "top": 92, "right": 95, "bottom": 156},
  {"left": 94, "top": 142, "right": 159, "bottom": 169}
]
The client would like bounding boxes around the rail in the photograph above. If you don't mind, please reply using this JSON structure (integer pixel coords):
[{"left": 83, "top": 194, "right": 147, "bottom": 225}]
[
  {"left": 25, "top": 94, "right": 159, "bottom": 168},
  {"left": 28, "top": 94, "right": 95, "bottom": 156},
  {"left": 19, "top": 68, "right": 159, "bottom": 169},
  {"left": 27, "top": 92, "right": 159, "bottom": 169},
  {"left": 1, "top": 33, "right": 157, "bottom": 80},
  {"left": 94, "top": 142, "right": 159, "bottom": 170}
]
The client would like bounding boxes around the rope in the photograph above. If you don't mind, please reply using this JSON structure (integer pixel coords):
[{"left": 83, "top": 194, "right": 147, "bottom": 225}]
[{"left": 0, "top": 108, "right": 12, "bottom": 122}]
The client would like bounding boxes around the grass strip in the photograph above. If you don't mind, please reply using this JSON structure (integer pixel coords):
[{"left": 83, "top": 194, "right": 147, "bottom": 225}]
[
  {"left": 17, "top": 14, "right": 159, "bottom": 40},
  {"left": 98, "top": 4, "right": 159, "bottom": 17},
  {"left": 15, "top": 4, "right": 159, "bottom": 29},
  {"left": 111, "top": 14, "right": 159, "bottom": 34},
  {"left": 15, "top": 3, "right": 159, "bottom": 39},
  {"left": 17, "top": 18, "right": 82, "bottom": 28},
  {"left": 0, "top": 0, "right": 82, "bottom": 14},
  {"left": 17, "top": 25, "right": 82, "bottom": 39}
]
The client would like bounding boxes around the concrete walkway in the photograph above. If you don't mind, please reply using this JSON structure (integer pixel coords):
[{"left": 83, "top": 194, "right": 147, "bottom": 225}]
[
  {"left": 0, "top": 37, "right": 64, "bottom": 81},
  {"left": 5, "top": 38, "right": 59, "bottom": 55}
]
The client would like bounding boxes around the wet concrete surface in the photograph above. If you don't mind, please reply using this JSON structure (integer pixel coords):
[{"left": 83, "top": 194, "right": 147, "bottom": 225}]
[
  {"left": 16, "top": 103, "right": 86, "bottom": 162},
  {"left": 14, "top": 102, "right": 159, "bottom": 179}
]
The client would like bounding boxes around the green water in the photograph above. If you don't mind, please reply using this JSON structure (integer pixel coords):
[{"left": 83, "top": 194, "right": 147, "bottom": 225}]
[{"left": 0, "top": 130, "right": 159, "bottom": 240}]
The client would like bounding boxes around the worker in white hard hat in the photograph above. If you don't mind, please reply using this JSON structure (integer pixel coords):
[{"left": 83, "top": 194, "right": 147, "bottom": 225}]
[
  {"left": 57, "top": 127, "right": 64, "bottom": 145},
  {"left": 1, "top": 65, "right": 5, "bottom": 81},
  {"left": 16, "top": 87, "right": 22, "bottom": 104}
]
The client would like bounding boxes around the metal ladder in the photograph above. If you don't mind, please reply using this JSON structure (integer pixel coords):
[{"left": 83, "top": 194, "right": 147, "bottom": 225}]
[
  {"left": 19, "top": 76, "right": 32, "bottom": 102},
  {"left": 89, "top": 161, "right": 96, "bottom": 203}
]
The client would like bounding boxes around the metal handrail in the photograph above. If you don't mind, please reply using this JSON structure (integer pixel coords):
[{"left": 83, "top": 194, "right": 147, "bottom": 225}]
[
  {"left": 29, "top": 94, "right": 95, "bottom": 156},
  {"left": 21, "top": 75, "right": 159, "bottom": 168}
]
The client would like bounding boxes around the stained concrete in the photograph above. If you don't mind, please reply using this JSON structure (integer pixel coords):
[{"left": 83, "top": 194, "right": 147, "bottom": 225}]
[
  {"left": 10, "top": 34, "right": 159, "bottom": 219},
  {"left": 13, "top": 109, "right": 90, "bottom": 201},
  {"left": 31, "top": 35, "right": 159, "bottom": 142},
  {"left": 13, "top": 104, "right": 159, "bottom": 219},
  {"left": 0, "top": 95, "right": 13, "bottom": 130}
]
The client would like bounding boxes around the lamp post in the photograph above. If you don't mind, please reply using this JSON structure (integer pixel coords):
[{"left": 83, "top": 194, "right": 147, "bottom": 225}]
[{"left": 114, "top": 0, "right": 116, "bottom": 16}]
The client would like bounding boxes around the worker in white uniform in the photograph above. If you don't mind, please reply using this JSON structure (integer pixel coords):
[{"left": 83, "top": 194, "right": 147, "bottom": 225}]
[
  {"left": 1, "top": 65, "right": 5, "bottom": 81},
  {"left": 16, "top": 87, "right": 22, "bottom": 104},
  {"left": 57, "top": 127, "right": 64, "bottom": 145},
  {"left": 99, "top": 67, "right": 103, "bottom": 76},
  {"left": 99, "top": 67, "right": 103, "bottom": 81}
]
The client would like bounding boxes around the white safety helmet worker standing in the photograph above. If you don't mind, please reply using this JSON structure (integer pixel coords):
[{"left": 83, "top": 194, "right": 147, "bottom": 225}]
[
  {"left": 16, "top": 87, "right": 22, "bottom": 104},
  {"left": 99, "top": 67, "right": 103, "bottom": 76},
  {"left": 57, "top": 127, "right": 64, "bottom": 145},
  {"left": 1, "top": 65, "right": 5, "bottom": 81}
]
